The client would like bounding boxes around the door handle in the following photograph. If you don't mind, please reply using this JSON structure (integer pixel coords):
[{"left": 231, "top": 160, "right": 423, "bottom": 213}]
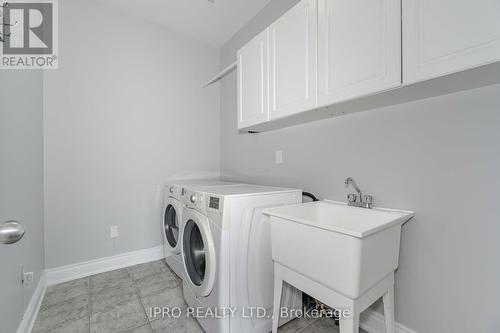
[{"left": 0, "top": 220, "right": 25, "bottom": 245}]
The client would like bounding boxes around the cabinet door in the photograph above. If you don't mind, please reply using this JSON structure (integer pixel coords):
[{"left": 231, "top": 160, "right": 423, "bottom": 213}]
[
  {"left": 403, "top": 0, "right": 500, "bottom": 84},
  {"left": 269, "top": 0, "right": 318, "bottom": 120},
  {"left": 238, "top": 30, "right": 269, "bottom": 129},
  {"left": 318, "top": 0, "right": 401, "bottom": 106}
]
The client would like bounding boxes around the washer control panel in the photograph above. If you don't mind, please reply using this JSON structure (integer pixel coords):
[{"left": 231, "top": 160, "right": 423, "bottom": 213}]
[
  {"left": 182, "top": 189, "right": 206, "bottom": 213},
  {"left": 208, "top": 197, "right": 220, "bottom": 210},
  {"left": 164, "top": 184, "right": 182, "bottom": 200},
  {"left": 182, "top": 188, "right": 223, "bottom": 215}
]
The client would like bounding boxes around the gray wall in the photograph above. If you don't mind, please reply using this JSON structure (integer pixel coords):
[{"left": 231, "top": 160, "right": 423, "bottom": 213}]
[
  {"left": 43, "top": 0, "right": 221, "bottom": 268},
  {"left": 0, "top": 70, "right": 45, "bottom": 332},
  {"left": 220, "top": 1, "right": 500, "bottom": 332}
]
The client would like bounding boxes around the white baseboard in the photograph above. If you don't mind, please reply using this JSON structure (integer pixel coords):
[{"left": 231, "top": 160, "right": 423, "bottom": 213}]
[
  {"left": 360, "top": 309, "right": 417, "bottom": 333},
  {"left": 46, "top": 245, "right": 164, "bottom": 286},
  {"left": 16, "top": 246, "right": 163, "bottom": 333},
  {"left": 17, "top": 271, "right": 47, "bottom": 333}
]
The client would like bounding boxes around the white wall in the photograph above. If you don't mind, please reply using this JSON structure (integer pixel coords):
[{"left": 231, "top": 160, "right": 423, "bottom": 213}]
[
  {"left": 43, "top": 0, "right": 220, "bottom": 268},
  {"left": 220, "top": 1, "right": 500, "bottom": 332}
]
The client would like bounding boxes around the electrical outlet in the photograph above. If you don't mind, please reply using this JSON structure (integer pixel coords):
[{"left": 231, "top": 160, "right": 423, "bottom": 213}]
[
  {"left": 110, "top": 225, "right": 119, "bottom": 239},
  {"left": 275, "top": 150, "right": 284, "bottom": 164},
  {"left": 22, "top": 271, "right": 34, "bottom": 285}
]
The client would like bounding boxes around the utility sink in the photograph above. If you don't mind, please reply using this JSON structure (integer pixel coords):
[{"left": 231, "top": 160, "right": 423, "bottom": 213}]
[{"left": 264, "top": 201, "right": 414, "bottom": 299}]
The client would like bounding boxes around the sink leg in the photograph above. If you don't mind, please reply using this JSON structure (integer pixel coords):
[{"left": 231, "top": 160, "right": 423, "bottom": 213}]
[
  {"left": 272, "top": 270, "right": 283, "bottom": 333},
  {"left": 340, "top": 312, "right": 359, "bottom": 333},
  {"left": 382, "top": 286, "right": 395, "bottom": 333}
]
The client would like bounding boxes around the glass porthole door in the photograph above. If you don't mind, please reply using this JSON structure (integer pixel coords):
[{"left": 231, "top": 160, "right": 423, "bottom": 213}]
[
  {"left": 164, "top": 203, "right": 180, "bottom": 251},
  {"left": 181, "top": 209, "right": 216, "bottom": 297},
  {"left": 183, "top": 219, "right": 206, "bottom": 286}
]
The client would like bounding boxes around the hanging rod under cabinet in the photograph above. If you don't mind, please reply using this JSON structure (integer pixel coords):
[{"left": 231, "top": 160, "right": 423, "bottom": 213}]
[{"left": 203, "top": 61, "right": 237, "bottom": 88}]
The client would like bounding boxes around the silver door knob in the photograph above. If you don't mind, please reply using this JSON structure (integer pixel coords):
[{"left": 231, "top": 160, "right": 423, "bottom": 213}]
[{"left": 0, "top": 221, "right": 25, "bottom": 245}]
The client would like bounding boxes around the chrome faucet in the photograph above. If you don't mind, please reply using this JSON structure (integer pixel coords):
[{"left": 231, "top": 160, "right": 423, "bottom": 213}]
[{"left": 345, "top": 177, "right": 373, "bottom": 209}]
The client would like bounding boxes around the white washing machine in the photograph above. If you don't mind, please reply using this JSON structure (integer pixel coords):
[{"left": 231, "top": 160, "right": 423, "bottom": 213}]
[
  {"left": 180, "top": 184, "right": 303, "bottom": 333},
  {"left": 162, "top": 179, "right": 235, "bottom": 278}
]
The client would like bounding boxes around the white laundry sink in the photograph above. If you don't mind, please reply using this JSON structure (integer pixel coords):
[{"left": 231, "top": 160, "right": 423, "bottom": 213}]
[{"left": 264, "top": 201, "right": 414, "bottom": 299}]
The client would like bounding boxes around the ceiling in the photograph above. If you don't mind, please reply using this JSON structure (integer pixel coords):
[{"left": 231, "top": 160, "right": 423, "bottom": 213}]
[{"left": 95, "top": 0, "right": 272, "bottom": 48}]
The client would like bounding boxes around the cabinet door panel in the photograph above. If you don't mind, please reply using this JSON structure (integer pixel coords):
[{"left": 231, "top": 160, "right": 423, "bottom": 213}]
[
  {"left": 269, "top": 0, "right": 318, "bottom": 120},
  {"left": 318, "top": 0, "right": 401, "bottom": 106},
  {"left": 403, "top": 0, "right": 500, "bottom": 84},
  {"left": 238, "top": 30, "right": 269, "bottom": 129}
]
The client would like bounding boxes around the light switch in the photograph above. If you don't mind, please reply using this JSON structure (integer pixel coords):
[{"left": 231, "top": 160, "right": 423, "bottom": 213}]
[
  {"left": 110, "top": 225, "right": 119, "bottom": 239},
  {"left": 275, "top": 150, "right": 284, "bottom": 164}
]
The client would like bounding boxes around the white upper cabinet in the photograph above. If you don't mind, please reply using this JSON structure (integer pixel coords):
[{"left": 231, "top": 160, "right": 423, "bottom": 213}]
[
  {"left": 403, "top": 0, "right": 500, "bottom": 84},
  {"left": 235, "top": 0, "right": 500, "bottom": 131},
  {"left": 238, "top": 30, "right": 269, "bottom": 129},
  {"left": 317, "top": 0, "right": 402, "bottom": 106},
  {"left": 268, "top": 0, "right": 318, "bottom": 120}
]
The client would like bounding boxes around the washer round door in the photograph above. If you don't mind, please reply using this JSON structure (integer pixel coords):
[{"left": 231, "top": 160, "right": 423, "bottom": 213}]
[
  {"left": 163, "top": 198, "right": 182, "bottom": 254},
  {"left": 181, "top": 209, "right": 216, "bottom": 297}
]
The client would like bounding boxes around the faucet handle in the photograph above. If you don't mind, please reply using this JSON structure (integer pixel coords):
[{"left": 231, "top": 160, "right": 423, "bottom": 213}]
[
  {"left": 363, "top": 195, "right": 374, "bottom": 208},
  {"left": 347, "top": 194, "right": 357, "bottom": 203}
]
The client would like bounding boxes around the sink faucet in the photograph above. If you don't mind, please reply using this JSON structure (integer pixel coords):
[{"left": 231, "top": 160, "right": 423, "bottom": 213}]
[{"left": 345, "top": 177, "right": 373, "bottom": 209}]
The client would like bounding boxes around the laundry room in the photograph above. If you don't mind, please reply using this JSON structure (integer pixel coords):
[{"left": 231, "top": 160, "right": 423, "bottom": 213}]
[{"left": 1, "top": 0, "right": 499, "bottom": 333}]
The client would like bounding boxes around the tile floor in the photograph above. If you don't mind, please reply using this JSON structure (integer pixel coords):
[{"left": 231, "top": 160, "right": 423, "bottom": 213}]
[{"left": 33, "top": 260, "right": 366, "bottom": 333}]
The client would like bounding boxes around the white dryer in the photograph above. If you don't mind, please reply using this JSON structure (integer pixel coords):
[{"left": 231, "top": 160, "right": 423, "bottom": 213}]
[
  {"left": 162, "top": 179, "right": 234, "bottom": 278},
  {"left": 181, "top": 184, "right": 303, "bottom": 333}
]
